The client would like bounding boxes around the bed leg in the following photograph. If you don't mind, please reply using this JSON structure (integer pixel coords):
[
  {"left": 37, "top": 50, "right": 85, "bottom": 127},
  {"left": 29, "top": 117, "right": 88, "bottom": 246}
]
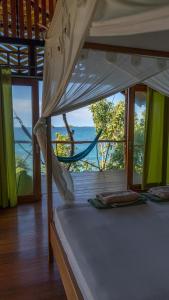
[
  {"left": 46, "top": 116, "right": 54, "bottom": 265},
  {"left": 48, "top": 241, "right": 54, "bottom": 264}
]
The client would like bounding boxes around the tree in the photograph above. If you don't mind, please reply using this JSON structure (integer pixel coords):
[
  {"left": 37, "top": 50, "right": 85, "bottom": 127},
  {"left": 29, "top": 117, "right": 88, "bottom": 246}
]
[
  {"left": 90, "top": 99, "right": 125, "bottom": 170},
  {"left": 54, "top": 132, "right": 71, "bottom": 157},
  {"left": 53, "top": 97, "right": 145, "bottom": 174},
  {"left": 90, "top": 98, "right": 145, "bottom": 173},
  {"left": 133, "top": 111, "right": 145, "bottom": 174}
]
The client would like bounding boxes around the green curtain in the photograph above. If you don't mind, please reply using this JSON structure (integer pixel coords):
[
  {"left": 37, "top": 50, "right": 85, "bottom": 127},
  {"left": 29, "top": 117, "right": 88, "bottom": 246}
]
[
  {"left": 0, "top": 68, "right": 17, "bottom": 208},
  {"left": 142, "top": 88, "right": 169, "bottom": 189}
]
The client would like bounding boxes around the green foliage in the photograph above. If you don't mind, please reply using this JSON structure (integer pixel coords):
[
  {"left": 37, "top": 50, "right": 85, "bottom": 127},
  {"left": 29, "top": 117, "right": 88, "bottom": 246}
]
[
  {"left": 90, "top": 100, "right": 112, "bottom": 136},
  {"left": 69, "top": 160, "right": 93, "bottom": 172},
  {"left": 54, "top": 132, "right": 94, "bottom": 172},
  {"left": 108, "top": 143, "right": 125, "bottom": 170},
  {"left": 133, "top": 110, "right": 145, "bottom": 174},
  {"left": 90, "top": 99, "right": 125, "bottom": 140},
  {"left": 54, "top": 132, "right": 71, "bottom": 157},
  {"left": 53, "top": 98, "right": 145, "bottom": 174},
  {"left": 90, "top": 98, "right": 145, "bottom": 174},
  {"left": 90, "top": 99, "right": 125, "bottom": 170},
  {"left": 16, "top": 156, "right": 29, "bottom": 172}
]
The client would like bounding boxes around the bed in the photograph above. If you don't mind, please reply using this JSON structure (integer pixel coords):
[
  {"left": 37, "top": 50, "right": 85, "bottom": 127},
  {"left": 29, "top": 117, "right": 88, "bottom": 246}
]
[
  {"left": 51, "top": 201, "right": 169, "bottom": 300},
  {"left": 34, "top": 1, "right": 169, "bottom": 299}
]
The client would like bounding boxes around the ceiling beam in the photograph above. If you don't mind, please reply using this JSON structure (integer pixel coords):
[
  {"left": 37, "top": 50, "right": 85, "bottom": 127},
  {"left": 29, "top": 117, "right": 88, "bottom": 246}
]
[
  {"left": 0, "top": 36, "right": 45, "bottom": 47},
  {"left": 84, "top": 42, "right": 169, "bottom": 58}
]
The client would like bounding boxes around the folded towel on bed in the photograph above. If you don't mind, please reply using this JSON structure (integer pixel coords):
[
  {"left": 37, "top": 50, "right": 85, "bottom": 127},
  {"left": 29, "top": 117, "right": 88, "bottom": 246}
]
[
  {"left": 149, "top": 186, "right": 169, "bottom": 193},
  {"left": 148, "top": 186, "right": 169, "bottom": 200},
  {"left": 96, "top": 190, "right": 139, "bottom": 205},
  {"left": 88, "top": 196, "right": 146, "bottom": 209}
]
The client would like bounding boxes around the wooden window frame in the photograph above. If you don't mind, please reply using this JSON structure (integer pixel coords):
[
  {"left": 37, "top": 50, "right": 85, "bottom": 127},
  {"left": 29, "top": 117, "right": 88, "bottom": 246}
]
[
  {"left": 126, "top": 84, "right": 147, "bottom": 190},
  {"left": 12, "top": 77, "right": 41, "bottom": 203}
]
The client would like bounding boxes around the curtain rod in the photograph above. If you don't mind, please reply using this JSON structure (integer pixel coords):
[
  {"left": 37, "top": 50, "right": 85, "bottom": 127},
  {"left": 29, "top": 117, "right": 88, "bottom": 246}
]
[{"left": 84, "top": 42, "right": 169, "bottom": 58}]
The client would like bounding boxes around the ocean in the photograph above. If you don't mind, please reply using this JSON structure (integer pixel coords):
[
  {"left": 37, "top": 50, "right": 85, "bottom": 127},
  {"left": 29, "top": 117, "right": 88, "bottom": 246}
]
[{"left": 14, "top": 127, "right": 98, "bottom": 173}]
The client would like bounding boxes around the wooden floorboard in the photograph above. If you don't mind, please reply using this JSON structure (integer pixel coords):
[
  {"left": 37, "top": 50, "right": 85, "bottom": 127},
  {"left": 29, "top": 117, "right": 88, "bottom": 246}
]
[
  {"left": 0, "top": 202, "right": 67, "bottom": 300},
  {"left": 0, "top": 170, "right": 128, "bottom": 299}
]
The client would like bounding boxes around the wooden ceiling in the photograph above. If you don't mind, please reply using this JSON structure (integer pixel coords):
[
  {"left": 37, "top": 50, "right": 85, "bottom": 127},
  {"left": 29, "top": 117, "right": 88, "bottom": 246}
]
[
  {"left": 0, "top": 1, "right": 56, "bottom": 77},
  {"left": 0, "top": 0, "right": 56, "bottom": 40}
]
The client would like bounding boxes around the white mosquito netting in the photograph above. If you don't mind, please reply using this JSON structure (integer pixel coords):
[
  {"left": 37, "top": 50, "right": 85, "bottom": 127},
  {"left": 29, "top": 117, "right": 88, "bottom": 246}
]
[{"left": 35, "top": 0, "right": 169, "bottom": 202}]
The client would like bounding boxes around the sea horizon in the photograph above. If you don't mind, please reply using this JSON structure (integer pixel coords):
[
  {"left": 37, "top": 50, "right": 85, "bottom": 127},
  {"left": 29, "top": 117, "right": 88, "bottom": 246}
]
[
  {"left": 14, "top": 126, "right": 96, "bottom": 128},
  {"left": 14, "top": 127, "right": 98, "bottom": 173}
]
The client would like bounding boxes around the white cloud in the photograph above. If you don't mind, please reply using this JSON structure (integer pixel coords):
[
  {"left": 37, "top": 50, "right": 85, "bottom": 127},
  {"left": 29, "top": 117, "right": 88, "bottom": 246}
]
[
  {"left": 52, "top": 106, "right": 94, "bottom": 127},
  {"left": 13, "top": 99, "right": 32, "bottom": 127}
]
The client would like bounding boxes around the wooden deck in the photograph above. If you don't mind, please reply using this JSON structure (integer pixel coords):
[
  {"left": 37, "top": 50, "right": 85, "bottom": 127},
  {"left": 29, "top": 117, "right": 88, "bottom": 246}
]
[
  {"left": 42, "top": 169, "right": 127, "bottom": 206},
  {"left": 0, "top": 170, "right": 127, "bottom": 299}
]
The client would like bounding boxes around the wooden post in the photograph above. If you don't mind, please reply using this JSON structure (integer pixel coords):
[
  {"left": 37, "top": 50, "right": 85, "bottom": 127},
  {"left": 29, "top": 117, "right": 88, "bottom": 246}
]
[
  {"left": 18, "top": 0, "right": 24, "bottom": 38},
  {"left": 46, "top": 116, "right": 53, "bottom": 263},
  {"left": 124, "top": 90, "right": 128, "bottom": 170},
  {"left": 49, "top": 0, "right": 54, "bottom": 22},
  {"left": 29, "top": 44, "right": 36, "bottom": 77},
  {"left": 2, "top": 0, "right": 8, "bottom": 37},
  {"left": 162, "top": 97, "right": 169, "bottom": 185},
  {"left": 42, "top": 0, "right": 47, "bottom": 27},
  {"left": 10, "top": 0, "right": 17, "bottom": 38},
  {"left": 34, "top": 0, "right": 40, "bottom": 39},
  {"left": 126, "top": 87, "right": 135, "bottom": 189},
  {"left": 32, "top": 80, "right": 41, "bottom": 201},
  {"left": 26, "top": 0, "right": 32, "bottom": 39}
]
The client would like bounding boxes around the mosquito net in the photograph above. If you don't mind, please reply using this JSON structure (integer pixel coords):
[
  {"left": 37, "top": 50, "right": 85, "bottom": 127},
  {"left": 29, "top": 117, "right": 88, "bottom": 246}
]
[{"left": 35, "top": 0, "right": 169, "bottom": 202}]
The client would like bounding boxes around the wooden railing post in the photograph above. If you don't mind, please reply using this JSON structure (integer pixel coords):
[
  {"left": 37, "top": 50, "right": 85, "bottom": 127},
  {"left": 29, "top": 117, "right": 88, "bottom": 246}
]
[
  {"left": 126, "top": 87, "right": 135, "bottom": 189},
  {"left": 46, "top": 116, "right": 53, "bottom": 263}
]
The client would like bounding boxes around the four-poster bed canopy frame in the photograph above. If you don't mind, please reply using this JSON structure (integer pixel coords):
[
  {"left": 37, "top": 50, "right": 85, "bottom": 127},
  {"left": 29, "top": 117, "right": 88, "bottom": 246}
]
[
  {"left": 45, "top": 41, "right": 169, "bottom": 300},
  {"left": 36, "top": 1, "right": 169, "bottom": 299}
]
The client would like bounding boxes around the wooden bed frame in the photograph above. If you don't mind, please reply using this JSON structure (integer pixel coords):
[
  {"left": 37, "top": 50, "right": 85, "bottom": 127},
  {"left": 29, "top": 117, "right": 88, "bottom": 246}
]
[
  {"left": 46, "top": 117, "right": 83, "bottom": 300},
  {"left": 45, "top": 42, "right": 169, "bottom": 300},
  {"left": 50, "top": 221, "right": 83, "bottom": 300}
]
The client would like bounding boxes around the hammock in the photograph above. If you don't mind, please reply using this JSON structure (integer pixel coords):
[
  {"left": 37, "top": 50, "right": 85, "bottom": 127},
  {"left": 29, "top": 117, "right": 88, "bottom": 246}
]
[
  {"left": 15, "top": 111, "right": 102, "bottom": 164},
  {"left": 57, "top": 130, "right": 102, "bottom": 163},
  {"left": 14, "top": 112, "right": 45, "bottom": 165},
  {"left": 14, "top": 112, "right": 32, "bottom": 140}
]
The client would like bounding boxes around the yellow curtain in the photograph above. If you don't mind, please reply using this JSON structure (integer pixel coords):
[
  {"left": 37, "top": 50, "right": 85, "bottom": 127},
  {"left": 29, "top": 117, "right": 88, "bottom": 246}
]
[
  {"left": 142, "top": 88, "right": 169, "bottom": 189},
  {"left": 0, "top": 68, "right": 17, "bottom": 207}
]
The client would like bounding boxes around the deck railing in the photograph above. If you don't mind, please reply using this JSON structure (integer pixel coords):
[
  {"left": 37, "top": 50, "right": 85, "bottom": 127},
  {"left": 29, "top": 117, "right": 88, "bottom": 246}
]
[
  {"left": 53, "top": 139, "right": 127, "bottom": 171},
  {"left": 15, "top": 139, "right": 127, "bottom": 172},
  {"left": 14, "top": 139, "right": 144, "bottom": 174},
  {"left": 15, "top": 139, "right": 126, "bottom": 144}
]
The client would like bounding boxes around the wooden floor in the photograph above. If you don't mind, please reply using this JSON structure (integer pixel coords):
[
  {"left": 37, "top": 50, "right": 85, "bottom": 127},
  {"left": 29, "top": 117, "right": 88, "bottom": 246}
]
[
  {"left": 0, "top": 199, "right": 67, "bottom": 299},
  {"left": 0, "top": 170, "right": 127, "bottom": 300}
]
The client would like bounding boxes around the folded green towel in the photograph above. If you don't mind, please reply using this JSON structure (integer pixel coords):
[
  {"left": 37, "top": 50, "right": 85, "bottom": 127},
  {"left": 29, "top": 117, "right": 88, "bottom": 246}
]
[
  {"left": 88, "top": 192, "right": 169, "bottom": 209},
  {"left": 88, "top": 196, "right": 146, "bottom": 209},
  {"left": 141, "top": 192, "right": 169, "bottom": 203}
]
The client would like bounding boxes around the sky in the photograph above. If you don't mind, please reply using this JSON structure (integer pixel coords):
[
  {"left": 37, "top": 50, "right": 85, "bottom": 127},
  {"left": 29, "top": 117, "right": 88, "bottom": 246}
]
[
  {"left": 13, "top": 85, "right": 32, "bottom": 127},
  {"left": 12, "top": 82, "right": 125, "bottom": 128}
]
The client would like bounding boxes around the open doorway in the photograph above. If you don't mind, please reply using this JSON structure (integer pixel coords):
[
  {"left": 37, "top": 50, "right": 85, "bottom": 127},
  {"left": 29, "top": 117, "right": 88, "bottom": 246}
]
[
  {"left": 12, "top": 78, "right": 41, "bottom": 202},
  {"left": 127, "top": 85, "right": 147, "bottom": 189}
]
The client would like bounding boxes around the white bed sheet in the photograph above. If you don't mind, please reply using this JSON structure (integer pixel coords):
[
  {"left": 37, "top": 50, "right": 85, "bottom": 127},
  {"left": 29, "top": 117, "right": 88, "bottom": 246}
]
[{"left": 53, "top": 202, "right": 169, "bottom": 300}]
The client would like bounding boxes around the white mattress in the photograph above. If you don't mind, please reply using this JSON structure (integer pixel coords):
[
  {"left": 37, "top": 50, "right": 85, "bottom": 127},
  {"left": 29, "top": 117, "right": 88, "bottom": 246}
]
[{"left": 53, "top": 202, "right": 169, "bottom": 300}]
